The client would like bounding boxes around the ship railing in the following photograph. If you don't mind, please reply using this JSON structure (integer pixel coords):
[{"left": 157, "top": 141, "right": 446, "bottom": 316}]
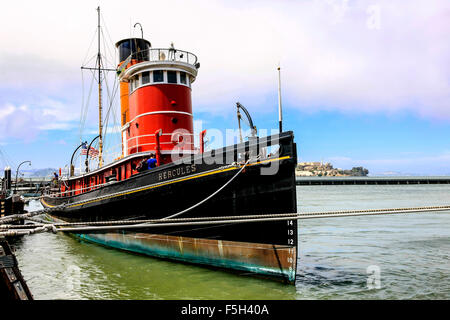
[
  {"left": 101, "top": 143, "right": 123, "bottom": 164},
  {"left": 48, "top": 153, "right": 271, "bottom": 199},
  {"left": 126, "top": 133, "right": 195, "bottom": 154},
  {"left": 48, "top": 132, "right": 295, "bottom": 197},
  {"left": 117, "top": 48, "right": 198, "bottom": 75},
  {"left": 126, "top": 132, "right": 195, "bottom": 142},
  {"left": 75, "top": 130, "right": 279, "bottom": 176},
  {"left": 63, "top": 132, "right": 196, "bottom": 178},
  {"left": 78, "top": 143, "right": 123, "bottom": 173},
  {"left": 47, "top": 179, "right": 121, "bottom": 198}
]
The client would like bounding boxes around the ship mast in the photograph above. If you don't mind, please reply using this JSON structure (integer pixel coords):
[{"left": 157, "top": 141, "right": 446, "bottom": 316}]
[
  {"left": 96, "top": 6, "right": 103, "bottom": 167},
  {"left": 80, "top": 7, "right": 117, "bottom": 171},
  {"left": 277, "top": 65, "right": 283, "bottom": 133}
]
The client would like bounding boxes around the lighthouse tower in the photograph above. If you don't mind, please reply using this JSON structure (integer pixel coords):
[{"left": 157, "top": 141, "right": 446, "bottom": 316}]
[{"left": 116, "top": 38, "right": 199, "bottom": 164}]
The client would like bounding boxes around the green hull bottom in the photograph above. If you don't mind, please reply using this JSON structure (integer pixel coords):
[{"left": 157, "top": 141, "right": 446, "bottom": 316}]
[{"left": 74, "top": 231, "right": 297, "bottom": 283}]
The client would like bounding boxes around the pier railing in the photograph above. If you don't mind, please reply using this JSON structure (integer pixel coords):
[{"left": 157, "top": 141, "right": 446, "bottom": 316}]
[{"left": 296, "top": 176, "right": 450, "bottom": 185}]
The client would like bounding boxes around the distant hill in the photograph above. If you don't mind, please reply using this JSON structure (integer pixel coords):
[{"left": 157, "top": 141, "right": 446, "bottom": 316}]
[
  {"left": 296, "top": 162, "right": 369, "bottom": 177},
  {"left": 20, "top": 168, "right": 58, "bottom": 178},
  {"left": 370, "top": 171, "right": 426, "bottom": 177}
]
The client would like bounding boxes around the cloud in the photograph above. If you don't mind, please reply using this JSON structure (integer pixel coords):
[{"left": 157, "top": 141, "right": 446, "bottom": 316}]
[
  {"left": 266, "top": 0, "right": 450, "bottom": 120},
  {"left": 327, "top": 152, "right": 450, "bottom": 175},
  {"left": 0, "top": 99, "right": 80, "bottom": 142},
  {"left": 0, "top": 0, "right": 449, "bottom": 148},
  {"left": 56, "top": 139, "right": 67, "bottom": 145},
  {"left": 116, "top": 0, "right": 448, "bottom": 120},
  {"left": 0, "top": 53, "right": 79, "bottom": 90},
  {"left": 0, "top": 104, "right": 16, "bottom": 120}
]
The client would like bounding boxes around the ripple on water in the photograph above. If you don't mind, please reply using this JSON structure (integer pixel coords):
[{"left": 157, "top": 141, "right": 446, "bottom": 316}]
[{"left": 12, "top": 187, "right": 450, "bottom": 299}]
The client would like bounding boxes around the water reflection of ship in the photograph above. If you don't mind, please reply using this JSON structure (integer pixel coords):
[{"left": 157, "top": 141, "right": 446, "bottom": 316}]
[{"left": 41, "top": 7, "right": 298, "bottom": 283}]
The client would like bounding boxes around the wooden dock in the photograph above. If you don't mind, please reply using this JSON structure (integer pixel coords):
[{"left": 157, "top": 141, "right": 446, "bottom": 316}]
[
  {"left": 296, "top": 176, "right": 450, "bottom": 185},
  {"left": 0, "top": 239, "right": 33, "bottom": 300},
  {"left": 5, "top": 177, "right": 51, "bottom": 196}
]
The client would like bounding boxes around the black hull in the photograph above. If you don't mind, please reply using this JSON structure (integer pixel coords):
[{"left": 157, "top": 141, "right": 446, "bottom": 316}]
[{"left": 42, "top": 132, "right": 298, "bottom": 282}]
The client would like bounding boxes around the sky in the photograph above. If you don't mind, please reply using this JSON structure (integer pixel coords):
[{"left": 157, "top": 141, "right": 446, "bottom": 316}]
[{"left": 0, "top": 0, "right": 449, "bottom": 175}]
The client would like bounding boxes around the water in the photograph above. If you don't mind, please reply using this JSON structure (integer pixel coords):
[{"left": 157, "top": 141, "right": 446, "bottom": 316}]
[{"left": 11, "top": 184, "right": 450, "bottom": 300}]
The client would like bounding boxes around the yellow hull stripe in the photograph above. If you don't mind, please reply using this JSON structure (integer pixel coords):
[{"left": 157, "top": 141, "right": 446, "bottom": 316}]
[{"left": 41, "top": 156, "right": 291, "bottom": 209}]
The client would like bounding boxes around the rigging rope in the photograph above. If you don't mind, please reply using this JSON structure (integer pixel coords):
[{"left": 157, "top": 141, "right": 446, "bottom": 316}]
[
  {"left": 157, "top": 157, "right": 253, "bottom": 221},
  {"left": 0, "top": 157, "right": 255, "bottom": 228},
  {"left": 3, "top": 155, "right": 449, "bottom": 237}
]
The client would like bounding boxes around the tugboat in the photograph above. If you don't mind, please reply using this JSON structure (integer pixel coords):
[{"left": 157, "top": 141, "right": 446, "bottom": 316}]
[{"left": 41, "top": 7, "right": 298, "bottom": 283}]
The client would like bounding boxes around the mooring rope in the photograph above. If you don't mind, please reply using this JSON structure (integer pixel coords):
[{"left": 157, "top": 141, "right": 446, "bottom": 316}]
[
  {"left": 0, "top": 157, "right": 254, "bottom": 233},
  {"left": 1, "top": 205, "right": 449, "bottom": 237},
  {"left": 1, "top": 213, "right": 299, "bottom": 229},
  {"left": 157, "top": 157, "right": 253, "bottom": 221},
  {"left": 41, "top": 157, "right": 253, "bottom": 209},
  {"left": 2, "top": 156, "right": 450, "bottom": 238},
  {"left": 1, "top": 157, "right": 254, "bottom": 225}
]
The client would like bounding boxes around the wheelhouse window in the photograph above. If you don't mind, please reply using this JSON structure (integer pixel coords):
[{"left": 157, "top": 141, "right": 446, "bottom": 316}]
[
  {"left": 153, "top": 70, "right": 163, "bottom": 82},
  {"left": 179, "top": 72, "right": 187, "bottom": 84},
  {"left": 167, "top": 71, "right": 177, "bottom": 83},
  {"left": 142, "top": 71, "right": 150, "bottom": 84},
  {"left": 129, "top": 77, "right": 134, "bottom": 92}
]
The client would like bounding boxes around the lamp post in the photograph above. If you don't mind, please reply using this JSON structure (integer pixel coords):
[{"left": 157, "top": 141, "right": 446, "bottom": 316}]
[
  {"left": 15, "top": 160, "right": 31, "bottom": 193},
  {"left": 70, "top": 141, "right": 87, "bottom": 177},
  {"left": 134, "top": 22, "right": 143, "bottom": 38},
  {"left": 85, "top": 135, "right": 100, "bottom": 173}
]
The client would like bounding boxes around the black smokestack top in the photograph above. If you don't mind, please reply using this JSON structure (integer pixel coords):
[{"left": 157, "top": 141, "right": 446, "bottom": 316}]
[{"left": 115, "top": 38, "right": 151, "bottom": 63}]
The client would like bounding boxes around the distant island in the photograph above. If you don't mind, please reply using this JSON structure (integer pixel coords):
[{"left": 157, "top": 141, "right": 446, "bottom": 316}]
[{"left": 296, "top": 162, "right": 369, "bottom": 177}]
